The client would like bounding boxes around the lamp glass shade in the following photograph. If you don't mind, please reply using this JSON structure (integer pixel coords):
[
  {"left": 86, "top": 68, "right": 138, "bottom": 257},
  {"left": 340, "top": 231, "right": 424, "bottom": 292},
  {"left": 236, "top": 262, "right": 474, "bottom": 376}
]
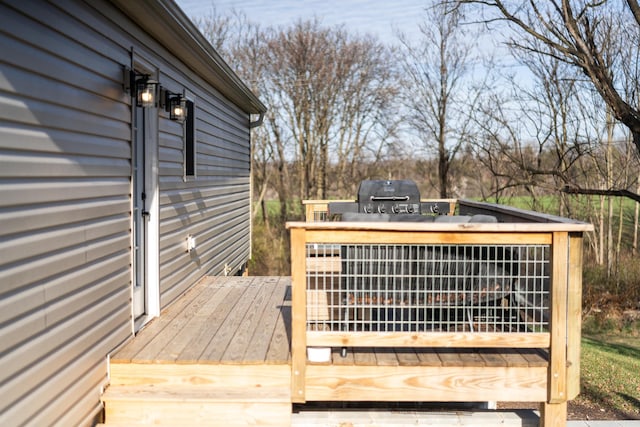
[
  {"left": 136, "top": 80, "right": 157, "bottom": 107},
  {"left": 170, "top": 96, "right": 187, "bottom": 122}
]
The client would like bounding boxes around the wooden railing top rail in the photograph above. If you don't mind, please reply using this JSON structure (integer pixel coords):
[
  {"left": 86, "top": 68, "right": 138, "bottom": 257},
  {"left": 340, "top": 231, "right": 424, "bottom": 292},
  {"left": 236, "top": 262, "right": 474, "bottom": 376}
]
[{"left": 287, "top": 220, "right": 593, "bottom": 233}]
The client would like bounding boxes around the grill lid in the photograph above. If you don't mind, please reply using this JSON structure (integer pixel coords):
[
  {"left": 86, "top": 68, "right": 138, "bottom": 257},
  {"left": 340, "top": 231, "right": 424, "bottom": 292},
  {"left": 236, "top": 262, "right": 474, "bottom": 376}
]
[{"left": 357, "top": 179, "right": 421, "bottom": 214}]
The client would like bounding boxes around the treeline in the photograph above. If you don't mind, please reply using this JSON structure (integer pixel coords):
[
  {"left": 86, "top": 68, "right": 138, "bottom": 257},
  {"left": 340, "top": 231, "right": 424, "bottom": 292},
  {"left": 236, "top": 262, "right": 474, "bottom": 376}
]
[{"left": 194, "top": 3, "right": 640, "bottom": 281}]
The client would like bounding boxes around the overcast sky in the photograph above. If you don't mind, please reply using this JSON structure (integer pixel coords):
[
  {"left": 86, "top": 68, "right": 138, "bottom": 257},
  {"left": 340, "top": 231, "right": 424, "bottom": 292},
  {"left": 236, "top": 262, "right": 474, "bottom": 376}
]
[{"left": 175, "top": 0, "right": 429, "bottom": 44}]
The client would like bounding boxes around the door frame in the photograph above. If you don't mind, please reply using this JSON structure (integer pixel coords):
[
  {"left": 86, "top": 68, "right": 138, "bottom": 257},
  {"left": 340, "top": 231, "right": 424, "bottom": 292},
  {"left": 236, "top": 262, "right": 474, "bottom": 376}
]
[{"left": 131, "top": 52, "right": 160, "bottom": 332}]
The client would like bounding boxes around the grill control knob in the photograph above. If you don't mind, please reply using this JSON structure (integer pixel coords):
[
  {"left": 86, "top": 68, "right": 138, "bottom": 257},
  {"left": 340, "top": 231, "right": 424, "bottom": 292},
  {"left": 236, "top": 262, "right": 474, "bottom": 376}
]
[
  {"left": 377, "top": 204, "right": 386, "bottom": 213},
  {"left": 363, "top": 204, "right": 373, "bottom": 213},
  {"left": 391, "top": 204, "right": 399, "bottom": 214},
  {"left": 407, "top": 205, "right": 414, "bottom": 213}
]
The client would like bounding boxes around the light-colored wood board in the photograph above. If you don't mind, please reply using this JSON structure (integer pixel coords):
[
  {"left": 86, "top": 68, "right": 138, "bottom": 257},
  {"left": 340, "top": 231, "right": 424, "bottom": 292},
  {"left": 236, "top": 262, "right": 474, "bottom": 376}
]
[
  {"left": 108, "top": 363, "right": 291, "bottom": 389},
  {"left": 549, "top": 231, "right": 569, "bottom": 403},
  {"left": 103, "top": 384, "right": 291, "bottom": 403},
  {"left": 287, "top": 220, "right": 591, "bottom": 233},
  {"left": 131, "top": 281, "right": 223, "bottom": 362},
  {"left": 220, "top": 277, "right": 279, "bottom": 362},
  {"left": 199, "top": 279, "right": 264, "bottom": 362},
  {"left": 305, "top": 365, "right": 548, "bottom": 403},
  {"left": 154, "top": 284, "right": 232, "bottom": 362},
  {"left": 111, "top": 277, "right": 208, "bottom": 362},
  {"left": 244, "top": 277, "right": 290, "bottom": 363},
  {"left": 306, "top": 257, "right": 341, "bottom": 273},
  {"left": 176, "top": 284, "right": 248, "bottom": 362},
  {"left": 265, "top": 290, "right": 291, "bottom": 363},
  {"left": 541, "top": 401, "right": 567, "bottom": 427},
  {"left": 306, "top": 289, "right": 330, "bottom": 321},
  {"left": 306, "top": 331, "right": 550, "bottom": 348},
  {"left": 567, "top": 233, "right": 583, "bottom": 400},
  {"left": 105, "top": 398, "right": 291, "bottom": 427},
  {"left": 290, "top": 227, "right": 308, "bottom": 403},
  {"left": 301, "top": 229, "right": 553, "bottom": 245}
]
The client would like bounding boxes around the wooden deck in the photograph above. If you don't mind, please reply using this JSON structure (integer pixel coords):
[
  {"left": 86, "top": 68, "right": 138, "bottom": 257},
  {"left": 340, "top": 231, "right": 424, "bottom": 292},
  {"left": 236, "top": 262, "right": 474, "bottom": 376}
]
[
  {"left": 104, "top": 276, "right": 293, "bottom": 426},
  {"left": 112, "top": 275, "right": 291, "bottom": 365},
  {"left": 102, "top": 275, "right": 556, "bottom": 426}
]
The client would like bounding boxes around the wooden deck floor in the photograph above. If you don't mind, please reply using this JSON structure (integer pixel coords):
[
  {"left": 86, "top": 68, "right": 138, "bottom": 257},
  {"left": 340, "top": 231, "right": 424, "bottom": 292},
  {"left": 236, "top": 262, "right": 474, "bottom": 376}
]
[
  {"left": 104, "top": 276, "right": 553, "bottom": 425},
  {"left": 112, "top": 275, "right": 547, "bottom": 369},
  {"left": 112, "top": 275, "right": 291, "bottom": 365}
]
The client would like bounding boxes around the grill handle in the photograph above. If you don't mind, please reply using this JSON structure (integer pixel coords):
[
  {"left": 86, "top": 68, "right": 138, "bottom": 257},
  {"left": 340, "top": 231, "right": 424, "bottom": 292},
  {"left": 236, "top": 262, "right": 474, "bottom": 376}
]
[{"left": 369, "top": 195, "right": 410, "bottom": 201}]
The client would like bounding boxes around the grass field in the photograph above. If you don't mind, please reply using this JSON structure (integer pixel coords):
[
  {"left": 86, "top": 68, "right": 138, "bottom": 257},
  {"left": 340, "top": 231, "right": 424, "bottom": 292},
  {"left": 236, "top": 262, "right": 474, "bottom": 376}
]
[{"left": 574, "top": 327, "right": 640, "bottom": 419}]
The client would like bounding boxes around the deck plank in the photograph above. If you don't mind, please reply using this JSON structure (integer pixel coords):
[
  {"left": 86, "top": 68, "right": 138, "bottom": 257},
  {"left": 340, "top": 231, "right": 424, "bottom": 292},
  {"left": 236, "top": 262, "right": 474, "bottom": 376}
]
[
  {"left": 132, "top": 281, "right": 223, "bottom": 362},
  {"left": 199, "top": 278, "right": 265, "bottom": 362},
  {"left": 395, "top": 348, "right": 420, "bottom": 366},
  {"left": 353, "top": 348, "right": 377, "bottom": 365},
  {"left": 155, "top": 284, "right": 232, "bottom": 362},
  {"left": 242, "top": 277, "right": 287, "bottom": 362},
  {"left": 226, "top": 277, "right": 281, "bottom": 362},
  {"left": 375, "top": 348, "right": 400, "bottom": 366},
  {"left": 112, "top": 276, "right": 210, "bottom": 362},
  {"left": 266, "top": 292, "right": 291, "bottom": 363},
  {"left": 177, "top": 282, "right": 250, "bottom": 362},
  {"left": 415, "top": 348, "right": 442, "bottom": 366}
]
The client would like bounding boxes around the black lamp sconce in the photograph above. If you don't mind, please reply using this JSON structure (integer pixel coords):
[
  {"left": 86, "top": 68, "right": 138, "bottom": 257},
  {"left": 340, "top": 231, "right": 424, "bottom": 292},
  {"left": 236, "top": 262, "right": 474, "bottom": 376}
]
[
  {"left": 123, "top": 67, "right": 158, "bottom": 108},
  {"left": 160, "top": 87, "right": 187, "bottom": 122},
  {"left": 123, "top": 67, "right": 186, "bottom": 121}
]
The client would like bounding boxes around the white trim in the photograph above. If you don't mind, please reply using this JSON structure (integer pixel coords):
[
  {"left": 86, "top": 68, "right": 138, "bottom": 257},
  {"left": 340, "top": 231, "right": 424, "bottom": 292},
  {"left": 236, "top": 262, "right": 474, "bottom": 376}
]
[{"left": 131, "top": 52, "right": 160, "bottom": 330}]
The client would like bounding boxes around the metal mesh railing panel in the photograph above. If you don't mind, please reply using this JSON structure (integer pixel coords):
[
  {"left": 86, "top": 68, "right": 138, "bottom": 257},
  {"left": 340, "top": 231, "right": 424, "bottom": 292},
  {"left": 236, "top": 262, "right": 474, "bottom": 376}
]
[{"left": 306, "top": 243, "right": 549, "bottom": 333}]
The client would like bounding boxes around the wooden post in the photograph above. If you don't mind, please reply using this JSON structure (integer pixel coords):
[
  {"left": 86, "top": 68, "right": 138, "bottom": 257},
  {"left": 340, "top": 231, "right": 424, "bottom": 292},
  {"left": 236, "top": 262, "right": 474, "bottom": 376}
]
[
  {"left": 566, "top": 233, "right": 583, "bottom": 400},
  {"left": 541, "top": 401, "right": 568, "bottom": 427},
  {"left": 290, "top": 227, "right": 307, "bottom": 402},
  {"left": 548, "top": 232, "right": 569, "bottom": 419}
]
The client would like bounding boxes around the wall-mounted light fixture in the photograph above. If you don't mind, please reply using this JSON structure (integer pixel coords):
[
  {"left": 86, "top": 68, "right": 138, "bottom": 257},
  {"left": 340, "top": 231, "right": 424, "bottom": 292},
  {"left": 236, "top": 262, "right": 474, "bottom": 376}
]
[
  {"left": 136, "top": 77, "right": 158, "bottom": 108},
  {"left": 123, "top": 67, "right": 158, "bottom": 108},
  {"left": 160, "top": 87, "right": 187, "bottom": 122},
  {"left": 169, "top": 95, "right": 187, "bottom": 122}
]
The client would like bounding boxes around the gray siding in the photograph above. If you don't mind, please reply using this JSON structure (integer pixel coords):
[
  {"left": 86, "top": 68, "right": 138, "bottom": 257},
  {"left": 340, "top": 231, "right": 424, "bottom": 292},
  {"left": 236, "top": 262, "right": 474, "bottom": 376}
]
[
  {"left": 0, "top": 1, "right": 132, "bottom": 425},
  {"left": 0, "top": 0, "right": 257, "bottom": 425},
  {"left": 158, "top": 89, "right": 252, "bottom": 305}
]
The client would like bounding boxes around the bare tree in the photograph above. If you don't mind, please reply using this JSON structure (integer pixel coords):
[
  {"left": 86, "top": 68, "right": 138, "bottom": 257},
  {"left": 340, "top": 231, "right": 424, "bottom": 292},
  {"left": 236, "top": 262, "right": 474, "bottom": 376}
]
[
  {"left": 399, "top": 4, "right": 484, "bottom": 198},
  {"left": 451, "top": 0, "right": 640, "bottom": 156}
]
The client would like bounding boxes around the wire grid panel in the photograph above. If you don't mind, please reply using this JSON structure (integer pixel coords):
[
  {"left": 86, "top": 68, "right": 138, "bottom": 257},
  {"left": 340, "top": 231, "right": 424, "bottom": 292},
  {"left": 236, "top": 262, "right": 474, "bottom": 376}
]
[{"left": 305, "top": 243, "right": 550, "bottom": 333}]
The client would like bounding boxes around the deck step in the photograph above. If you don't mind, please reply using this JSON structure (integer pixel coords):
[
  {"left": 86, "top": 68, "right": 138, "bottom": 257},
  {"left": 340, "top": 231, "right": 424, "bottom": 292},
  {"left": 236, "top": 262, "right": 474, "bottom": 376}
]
[{"left": 102, "top": 384, "right": 291, "bottom": 426}]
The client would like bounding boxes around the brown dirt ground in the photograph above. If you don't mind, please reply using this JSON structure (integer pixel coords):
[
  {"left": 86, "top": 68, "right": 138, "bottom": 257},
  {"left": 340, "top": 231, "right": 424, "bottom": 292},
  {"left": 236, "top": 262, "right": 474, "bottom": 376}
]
[{"left": 498, "top": 400, "right": 640, "bottom": 421}]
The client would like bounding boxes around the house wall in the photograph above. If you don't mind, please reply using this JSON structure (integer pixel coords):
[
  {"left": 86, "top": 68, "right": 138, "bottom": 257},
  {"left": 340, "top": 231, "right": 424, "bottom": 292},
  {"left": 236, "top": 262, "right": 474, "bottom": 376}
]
[{"left": 0, "top": 0, "right": 255, "bottom": 425}]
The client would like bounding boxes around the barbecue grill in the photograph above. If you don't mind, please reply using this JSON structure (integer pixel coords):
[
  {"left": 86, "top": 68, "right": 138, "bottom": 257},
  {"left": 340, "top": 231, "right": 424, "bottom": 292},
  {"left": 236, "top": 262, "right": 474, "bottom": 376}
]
[
  {"left": 328, "top": 179, "right": 451, "bottom": 220},
  {"left": 324, "top": 179, "right": 524, "bottom": 336}
]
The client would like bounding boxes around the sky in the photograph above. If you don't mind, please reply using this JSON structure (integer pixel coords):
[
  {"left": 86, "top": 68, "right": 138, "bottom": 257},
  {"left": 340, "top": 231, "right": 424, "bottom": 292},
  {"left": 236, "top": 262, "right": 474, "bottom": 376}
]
[{"left": 175, "top": 0, "right": 429, "bottom": 45}]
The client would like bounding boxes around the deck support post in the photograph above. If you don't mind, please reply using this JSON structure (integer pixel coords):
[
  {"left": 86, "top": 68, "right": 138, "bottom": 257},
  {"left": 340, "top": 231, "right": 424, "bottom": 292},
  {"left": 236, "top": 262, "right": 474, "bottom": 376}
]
[
  {"left": 566, "top": 233, "right": 583, "bottom": 400},
  {"left": 290, "top": 227, "right": 307, "bottom": 403},
  {"left": 540, "top": 401, "right": 567, "bottom": 427},
  {"left": 542, "top": 232, "right": 570, "bottom": 427}
]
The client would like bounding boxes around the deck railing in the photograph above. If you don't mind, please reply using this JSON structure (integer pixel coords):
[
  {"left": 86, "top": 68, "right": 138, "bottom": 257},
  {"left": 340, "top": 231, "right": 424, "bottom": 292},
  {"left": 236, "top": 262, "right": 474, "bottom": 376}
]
[{"left": 288, "top": 199, "right": 592, "bottom": 416}]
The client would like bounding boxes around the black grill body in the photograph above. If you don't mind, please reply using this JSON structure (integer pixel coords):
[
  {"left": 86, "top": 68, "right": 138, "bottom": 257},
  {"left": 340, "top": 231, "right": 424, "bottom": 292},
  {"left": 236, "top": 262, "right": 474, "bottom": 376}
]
[
  {"left": 357, "top": 179, "right": 421, "bottom": 214},
  {"left": 328, "top": 179, "right": 450, "bottom": 218}
]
